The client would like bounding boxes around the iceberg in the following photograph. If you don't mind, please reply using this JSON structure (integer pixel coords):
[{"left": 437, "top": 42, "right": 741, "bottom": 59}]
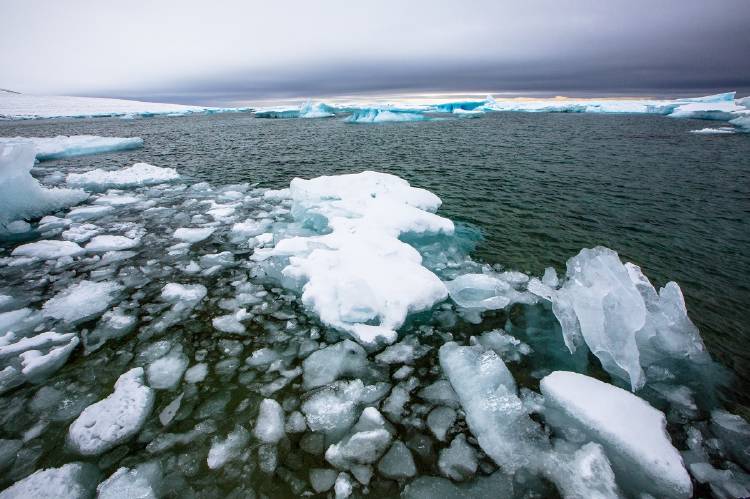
[
  {"left": 345, "top": 109, "right": 427, "bottom": 123},
  {"left": 66, "top": 162, "right": 180, "bottom": 190},
  {"left": 0, "top": 135, "right": 143, "bottom": 161},
  {"left": 0, "top": 92, "right": 249, "bottom": 120},
  {"left": 0, "top": 142, "right": 88, "bottom": 233},
  {"left": 299, "top": 100, "right": 336, "bottom": 118},
  {"left": 541, "top": 371, "right": 692, "bottom": 498},
  {"left": 254, "top": 107, "right": 301, "bottom": 119},
  {"left": 528, "top": 246, "right": 712, "bottom": 391},
  {"left": 253, "top": 171, "right": 453, "bottom": 347}
]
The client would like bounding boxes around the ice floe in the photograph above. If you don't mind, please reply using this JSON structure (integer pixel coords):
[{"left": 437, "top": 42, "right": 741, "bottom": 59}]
[
  {"left": 541, "top": 370, "right": 692, "bottom": 498},
  {"left": 253, "top": 171, "right": 453, "bottom": 347},
  {"left": 0, "top": 92, "right": 248, "bottom": 120},
  {"left": 0, "top": 135, "right": 143, "bottom": 161},
  {"left": 67, "top": 367, "right": 154, "bottom": 455},
  {"left": 67, "top": 162, "right": 180, "bottom": 190}
]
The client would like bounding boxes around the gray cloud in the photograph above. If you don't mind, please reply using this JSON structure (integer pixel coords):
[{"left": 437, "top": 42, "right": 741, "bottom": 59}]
[{"left": 1, "top": 0, "right": 749, "bottom": 104}]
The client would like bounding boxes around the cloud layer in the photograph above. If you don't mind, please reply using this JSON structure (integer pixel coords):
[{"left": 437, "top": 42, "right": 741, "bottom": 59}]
[{"left": 2, "top": 0, "right": 749, "bottom": 104}]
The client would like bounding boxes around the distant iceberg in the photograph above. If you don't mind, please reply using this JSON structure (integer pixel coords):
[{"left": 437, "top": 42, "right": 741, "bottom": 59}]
[
  {"left": 345, "top": 108, "right": 428, "bottom": 123},
  {"left": 299, "top": 100, "right": 336, "bottom": 118},
  {"left": 0, "top": 135, "right": 143, "bottom": 161}
]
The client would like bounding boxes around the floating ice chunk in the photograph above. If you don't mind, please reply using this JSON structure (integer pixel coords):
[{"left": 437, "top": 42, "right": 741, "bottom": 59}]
[
  {"left": 543, "top": 441, "right": 622, "bottom": 499},
  {"left": 85, "top": 235, "right": 140, "bottom": 252},
  {"left": 426, "top": 406, "right": 456, "bottom": 441},
  {"left": 212, "top": 310, "right": 247, "bottom": 334},
  {"left": 438, "top": 434, "right": 477, "bottom": 481},
  {"left": 96, "top": 462, "right": 161, "bottom": 499},
  {"left": 255, "top": 171, "right": 453, "bottom": 347},
  {"left": 378, "top": 440, "right": 417, "bottom": 479},
  {"left": 689, "top": 127, "right": 736, "bottom": 134},
  {"left": 0, "top": 142, "right": 87, "bottom": 233},
  {"left": 67, "top": 204, "right": 114, "bottom": 222},
  {"left": 82, "top": 308, "right": 137, "bottom": 353},
  {"left": 184, "top": 363, "right": 208, "bottom": 383},
  {"left": 254, "top": 398, "right": 285, "bottom": 444},
  {"left": 245, "top": 347, "right": 280, "bottom": 368},
  {"left": 303, "top": 339, "right": 373, "bottom": 390},
  {"left": 475, "top": 329, "right": 532, "bottom": 363},
  {"left": 710, "top": 410, "right": 750, "bottom": 469},
  {"left": 729, "top": 113, "right": 750, "bottom": 131},
  {"left": 207, "top": 425, "right": 250, "bottom": 469},
  {"left": 334, "top": 472, "right": 353, "bottom": 498},
  {"left": 0, "top": 331, "right": 74, "bottom": 359},
  {"left": 375, "top": 335, "right": 429, "bottom": 365},
  {"left": 326, "top": 427, "right": 393, "bottom": 469},
  {"left": 417, "top": 379, "right": 459, "bottom": 408},
  {"left": 11, "top": 239, "right": 85, "bottom": 260},
  {"left": 540, "top": 370, "right": 692, "bottom": 498},
  {"left": 403, "top": 472, "right": 515, "bottom": 499},
  {"left": 0, "top": 462, "right": 99, "bottom": 499},
  {"left": 62, "top": 224, "right": 100, "bottom": 243},
  {"left": 43, "top": 280, "right": 122, "bottom": 324},
  {"left": 230, "top": 219, "right": 272, "bottom": 240},
  {"left": 68, "top": 367, "right": 155, "bottom": 455},
  {"left": 529, "top": 246, "right": 710, "bottom": 391},
  {"left": 0, "top": 135, "right": 143, "bottom": 161},
  {"left": 172, "top": 227, "right": 215, "bottom": 243},
  {"left": 94, "top": 193, "right": 141, "bottom": 206},
  {"left": 446, "top": 272, "right": 533, "bottom": 311},
  {"left": 689, "top": 461, "right": 750, "bottom": 499},
  {"left": 19, "top": 335, "right": 79, "bottom": 383},
  {"left": 147, "top": 346, "right": 188, "bottom": 390},
  {"left": 159, "top": 393, "right": 183, "bottom": 426},
  {"left": 301, "top": 380, "right": 370, "bottom": 440},
  {"left": 346, "top": 109, "right": 427, "bottom": 123},
  {"left": 439, "top": 342, "right": 541, "bottom": 473},
  {"left": 66, "top": 163, "right": 179, "bottom": 190},
  {"left": 161, "top": 282, "right": 207, "bottom": 303},
  {"left": 310, "top": 468, "right": 337, "bottom": 493}
]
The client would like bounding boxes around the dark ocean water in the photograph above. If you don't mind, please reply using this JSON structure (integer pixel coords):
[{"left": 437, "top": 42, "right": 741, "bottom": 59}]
[{"left": 3, "top": 112, "right": 747, "bottom": 409}]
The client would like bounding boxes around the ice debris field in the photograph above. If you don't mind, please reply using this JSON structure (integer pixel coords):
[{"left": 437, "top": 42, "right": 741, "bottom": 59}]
[{"left": 0, "top": 129, "right": 748, "bottom": 499}]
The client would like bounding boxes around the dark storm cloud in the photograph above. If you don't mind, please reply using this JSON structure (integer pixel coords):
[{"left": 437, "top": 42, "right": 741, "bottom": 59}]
[{"left": 2, "top": 0, "right": 749, "bottom": 104}]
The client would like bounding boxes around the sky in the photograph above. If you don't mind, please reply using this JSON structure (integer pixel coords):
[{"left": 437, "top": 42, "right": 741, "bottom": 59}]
[{"left": 2, "top": 0, "right": 749, "bottom": 105}]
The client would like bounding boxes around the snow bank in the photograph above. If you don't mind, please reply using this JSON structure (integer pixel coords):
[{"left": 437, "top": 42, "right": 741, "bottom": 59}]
[
  {"left": 253, "top": 171, "right": 453, "bottom": 347},
  {"left": 0, "top": 92, "right": 248, "bottom": 120},
  {"left": 67, "top": 367, "right": 155, "bottom": 455},
  {"left": 0, "top": 135, "right": 143, "bottom": 161},
  {"left": 0, "top": 142, "right": 87, "bottom": 232},
  {"left": 345, "top": 109, "right": 427, "bottom": 123},
  {"left": 541, "top": 371, "right": 692, "bottom": 498},
  {"left": 528, "top": 246, "right": 711, "bottom": 391},
  {"left": 66, "top": 162, "right": 179, "bottom": 190}
]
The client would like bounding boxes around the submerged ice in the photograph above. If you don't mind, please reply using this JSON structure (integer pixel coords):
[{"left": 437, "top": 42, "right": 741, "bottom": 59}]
[{"left": 0, "top": 145, "right": 746, "bottom": 498}]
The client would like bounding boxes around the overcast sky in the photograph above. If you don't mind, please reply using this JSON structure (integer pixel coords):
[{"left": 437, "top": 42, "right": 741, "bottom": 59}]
[{"left": 2, "top": 0, "right": 749, "bottom": 105}]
